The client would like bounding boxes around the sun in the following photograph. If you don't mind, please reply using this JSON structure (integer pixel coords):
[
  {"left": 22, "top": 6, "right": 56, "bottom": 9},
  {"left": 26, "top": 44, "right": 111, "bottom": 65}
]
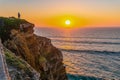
[{"left": 65, "top": 20, "right": 71, "bottom": 25}]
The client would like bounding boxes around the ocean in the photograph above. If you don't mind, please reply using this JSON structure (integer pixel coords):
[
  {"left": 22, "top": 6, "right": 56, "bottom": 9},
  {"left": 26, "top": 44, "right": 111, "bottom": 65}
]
[{"left": 34, "top": 27, "right": 120, "bottom": 80}]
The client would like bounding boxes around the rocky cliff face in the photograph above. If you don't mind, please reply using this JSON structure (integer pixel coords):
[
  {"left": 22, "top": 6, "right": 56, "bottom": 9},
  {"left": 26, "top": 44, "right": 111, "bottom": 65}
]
[
  {"left": 0, "top": 17, "right": 68, "bottom": 80},
  {"left": 4, "top": 48, "right": 40, "bottom": 80}
]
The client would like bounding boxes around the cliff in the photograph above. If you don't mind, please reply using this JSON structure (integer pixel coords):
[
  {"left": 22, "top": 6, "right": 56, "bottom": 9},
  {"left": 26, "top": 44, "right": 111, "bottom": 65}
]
[{"left": 0, "top": 17, "right": 68, "bottom": 80}]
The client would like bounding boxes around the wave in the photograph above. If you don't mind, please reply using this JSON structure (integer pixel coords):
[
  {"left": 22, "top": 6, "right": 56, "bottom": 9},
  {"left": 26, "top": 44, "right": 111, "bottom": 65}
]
[
  {"left": 49, "top": 36, "right": 120, "bottom": 40},
  {"left": 53, "top": 39, "right": 120, "bottom": 45},
  {"left": 60, "top": 48, "right": 120, "bottom": 54}
]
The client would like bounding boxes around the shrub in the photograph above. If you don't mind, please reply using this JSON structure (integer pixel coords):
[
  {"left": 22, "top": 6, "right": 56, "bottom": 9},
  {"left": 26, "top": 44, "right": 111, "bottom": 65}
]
[
  {"left": 0, "top": 17, "right": 29, "bottom": 42},
  {"left": 4, "top": 49, "right": 26, "bottom": 70}
]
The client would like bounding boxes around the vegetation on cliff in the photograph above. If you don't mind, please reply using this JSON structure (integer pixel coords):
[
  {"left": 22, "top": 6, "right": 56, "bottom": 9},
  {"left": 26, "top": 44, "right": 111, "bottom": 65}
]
[
  {"left": 0, "top": 17, "right": 32, "bottom": 42},
  {"left": 4, "top": 48, "right": 40, "bottom": 80}
]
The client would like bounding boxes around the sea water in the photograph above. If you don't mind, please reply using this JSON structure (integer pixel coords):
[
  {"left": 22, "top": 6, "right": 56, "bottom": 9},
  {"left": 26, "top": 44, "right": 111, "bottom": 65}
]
[{"left": 34, "top": 27, "right": 120, "bottom": 80}]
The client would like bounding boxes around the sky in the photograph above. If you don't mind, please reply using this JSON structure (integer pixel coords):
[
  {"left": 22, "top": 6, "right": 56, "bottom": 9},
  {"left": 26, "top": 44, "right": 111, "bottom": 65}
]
[{"left": 0, "top": 0, "right": 120, "bottom": 28}]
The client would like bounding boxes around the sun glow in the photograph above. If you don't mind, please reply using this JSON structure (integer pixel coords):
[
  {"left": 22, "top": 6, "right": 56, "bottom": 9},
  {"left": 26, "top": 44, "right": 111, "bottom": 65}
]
[
  {"left": 38, "top": 15, "right": 89, "bottom": 28},
  {"left": 65, "top": 20, "right": 71, "bottom": 25}
]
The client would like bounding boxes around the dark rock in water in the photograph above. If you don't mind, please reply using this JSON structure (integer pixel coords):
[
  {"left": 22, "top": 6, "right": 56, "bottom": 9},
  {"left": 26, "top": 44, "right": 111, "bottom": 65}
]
[
  {"left": 67, "top": 74, "right": 103, "bottom": 80},
  {"left": 0, "top": 17, "right": 68, "bottom": 80}
]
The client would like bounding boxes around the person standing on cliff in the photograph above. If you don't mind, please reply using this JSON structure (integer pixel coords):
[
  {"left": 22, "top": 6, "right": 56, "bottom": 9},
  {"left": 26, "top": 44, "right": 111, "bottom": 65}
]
[{"left": 18, "top": 12, "right": 21, "bottom": 19}]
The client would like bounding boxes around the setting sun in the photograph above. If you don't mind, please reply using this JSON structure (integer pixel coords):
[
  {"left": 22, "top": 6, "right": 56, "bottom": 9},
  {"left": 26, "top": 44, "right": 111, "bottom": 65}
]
[{"left": 65, "top": 20, "right": 71, "bottom": 25}]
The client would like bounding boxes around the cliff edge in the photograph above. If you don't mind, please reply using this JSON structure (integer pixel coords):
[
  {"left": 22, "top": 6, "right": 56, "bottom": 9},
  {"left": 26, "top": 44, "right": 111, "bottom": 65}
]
[{"left": 0, "top": 17, "right": 68, "bottom": 80}]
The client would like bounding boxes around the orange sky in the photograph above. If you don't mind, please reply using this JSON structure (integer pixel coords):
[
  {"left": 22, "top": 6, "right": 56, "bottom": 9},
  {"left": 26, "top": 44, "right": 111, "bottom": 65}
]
[{"left": 0, "top": 0, "right": 120, "bottom": 28}]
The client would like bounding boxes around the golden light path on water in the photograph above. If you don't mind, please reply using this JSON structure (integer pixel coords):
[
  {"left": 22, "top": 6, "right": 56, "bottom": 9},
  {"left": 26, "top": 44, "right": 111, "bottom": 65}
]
[{"left": 50, "top": 30, "right": 120, "bottom": 79}]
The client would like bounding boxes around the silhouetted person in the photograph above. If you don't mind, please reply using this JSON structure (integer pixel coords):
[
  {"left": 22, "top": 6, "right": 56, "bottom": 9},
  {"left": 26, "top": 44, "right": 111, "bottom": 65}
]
[
  {"left": 0, "top": 19, "right": 4, "bottom": 27},
  {"left": 18, "top": 12, "right": 21, "bottom": 19}
]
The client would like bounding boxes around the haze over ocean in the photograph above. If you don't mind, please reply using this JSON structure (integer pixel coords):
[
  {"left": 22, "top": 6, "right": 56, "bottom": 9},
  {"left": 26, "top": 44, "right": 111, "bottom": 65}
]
[{"left": 35, "top": 27, "right": 120, "bottom": 80}]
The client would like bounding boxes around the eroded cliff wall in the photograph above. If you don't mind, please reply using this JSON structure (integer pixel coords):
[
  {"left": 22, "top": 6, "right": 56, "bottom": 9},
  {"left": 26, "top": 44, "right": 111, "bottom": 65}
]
[{"left": 0, "top": 17, "right": 68, "bottom": 80}]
